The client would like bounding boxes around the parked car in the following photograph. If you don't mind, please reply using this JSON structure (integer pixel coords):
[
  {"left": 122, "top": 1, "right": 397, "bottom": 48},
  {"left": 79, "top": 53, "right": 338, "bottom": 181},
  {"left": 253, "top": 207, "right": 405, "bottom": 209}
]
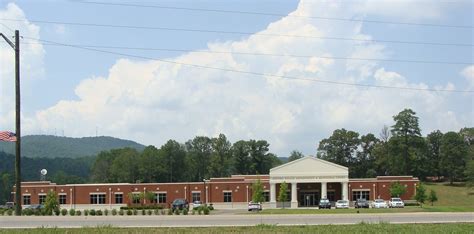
[
  {"left": 248, "top": 202, "right": 262, "bottom": 211},
  {"left": 25, "top": 204, "right": 44, "bottom": 211},
  {"left": 171, "top": 199, "right": 189, "bottom": 210},
  {"left": 335, "top": 200, "right": 349, "bottom": 209},
  {"left": 192, "top": 200, "right": 202, "bottom": 209},
  {"left": 0, "top": 202, "right": 14, "bottom": 209},
  {"left": 372, "top": 199, "right": 388, "bottom": 208},
  {"left": 388, "top": 198, "right": 405, "bottom": 208},
  {"left": 318, "top": 198, "right": 331, "bottom": 209},
  {"left": 355, "top": 199, "right": 370, "bottom": 208}
]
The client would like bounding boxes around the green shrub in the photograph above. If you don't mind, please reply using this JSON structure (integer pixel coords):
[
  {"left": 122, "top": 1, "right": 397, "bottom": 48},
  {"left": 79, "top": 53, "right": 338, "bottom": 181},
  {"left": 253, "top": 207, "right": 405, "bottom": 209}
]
[
  {"left": 198, "top": 207, "right": 202, "bottom": 215},
  {"left": 126, "top": 210, "right": 132, "bottom": 216},
  {"left": 209, "top": 204, "right": 214, "bottom": 210},
  {"left": 104, "top": 209, "right": 109, "bottom": 216},
  {"left": 191, "top": 209, "right": 195, "bottom": 215},
  {"left": 7, "top": 209, "right": 13, "bottom": 216},
  {"left": 203, "top": 206, "right": 210, "bottom": 215},
  {"left": 54, "top": 208, "right": 61, "bottom": 216},
  {"left": 133, "top": 209, "right": 138, "bottom": 215},
  {"left": 84, "top": 209, "right": 89, "bottom": 216},
  {"left": 174, "top": 209, "right": 180, "bottom": 215},
  {"left": 89, "top": 209, "right": 96, "bottom": 216},
  {"left": 112, "top": 209, "right": 117, "bottom": 216},
  {"left": 147, "top": 209, "right": 152, "bottom": 215},
  {"left": 183, "top": 208, "right": 188, "bottom": 215},
  {"left": 75, "top": 210, "right": 81, "bottom": 216},
  {"left": 23, "top": 209, "right": 33, "bottom": 216},
  {"left": 160, "top": 209, "right": 166, "bottom": 215},
  {"left": 61, "top": 209, "right": 67, "bottom": 216},
  {"left": 119, "top": 209, "right": 124, "bottom": 216},
  {"left": 167, "top": 209, "right": 173, "bottom": 215},
  {"left": 0, "top": 209, "right": 4, "bottom": 215},
  {"left": 34, "top": 209, "right": 41, "bottom": 216},
  {"left": 141, "top": 209, "right": 146, "bottom": 215},
  {"left": 96, "top": 210, "right": 103, "bottom": 216},
  {"left": 69, "top": 209, "right": 75, "bottom": 216},
  {"left": 153, "top": 209, "right": 159, "bottom": 215}
]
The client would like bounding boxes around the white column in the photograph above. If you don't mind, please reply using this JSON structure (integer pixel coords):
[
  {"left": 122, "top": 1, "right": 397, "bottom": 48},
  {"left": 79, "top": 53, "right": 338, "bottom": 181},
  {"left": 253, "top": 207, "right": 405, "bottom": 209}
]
[
  {"left": 270, "top": 183, "right": 276, "bottom": 203},
  {"left": 246, "top": 185, "right": 249, "bottom": 202},
  {"left": 342, "top": 182, "right": 348, "bottom": 200},
  {"left": 184, "top": 186, "right": 187, "bottom": 200},
  {"left": 69, "top": 188, "right": 73, "bottom": 209},
  {"left": 143, "top": 187, "right": 146, "bottom": 205},
  {"left": 205, "top": 186, "right": 209, "bottom": 204},
  {"left": 291, "top": 182, "right": 298, "bottom": 208},
  {"left": 321, "top": 182, "right": 327, "bottom": 199}
]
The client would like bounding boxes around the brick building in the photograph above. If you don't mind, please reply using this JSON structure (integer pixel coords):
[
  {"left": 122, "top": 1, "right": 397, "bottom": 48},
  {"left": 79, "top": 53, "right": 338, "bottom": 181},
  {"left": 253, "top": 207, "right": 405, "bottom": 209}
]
[{"left": 13, "top": 157, "right": 418, "bottom": 210}]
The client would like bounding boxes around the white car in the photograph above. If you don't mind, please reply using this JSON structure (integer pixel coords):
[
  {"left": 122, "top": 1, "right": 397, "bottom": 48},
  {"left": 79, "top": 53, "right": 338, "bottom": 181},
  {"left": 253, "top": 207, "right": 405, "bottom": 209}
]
[
  {"left": 388, "top": 198, "right": 405, "bottom": 208},
  {"left": 248, "top": 202, "right": 262, "bottom": 211},
  {"left": 335, "top": 200, "right": 349, "bottom": 209},
  {"left": 192, "top": 201, "right": 202, "bottom": 209},
  {"left": 372, "top": 199, "right": 388, "bottom": 208}
]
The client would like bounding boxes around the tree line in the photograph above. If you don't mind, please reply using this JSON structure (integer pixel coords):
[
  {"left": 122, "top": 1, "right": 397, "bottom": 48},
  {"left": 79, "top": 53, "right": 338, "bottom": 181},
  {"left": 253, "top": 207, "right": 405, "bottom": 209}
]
[
  {"left": 317, "top": 108, "right": 474, "bottom": 183},
  {"left": 90, "top": 134, "right": 282, "bottom": 183}
]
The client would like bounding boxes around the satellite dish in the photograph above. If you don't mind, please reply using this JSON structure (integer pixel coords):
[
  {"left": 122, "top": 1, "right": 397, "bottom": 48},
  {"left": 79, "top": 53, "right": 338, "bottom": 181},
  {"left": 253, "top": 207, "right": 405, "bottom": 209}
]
[{"left": 40, "top": 169, "right": 48, "bottom": 176}]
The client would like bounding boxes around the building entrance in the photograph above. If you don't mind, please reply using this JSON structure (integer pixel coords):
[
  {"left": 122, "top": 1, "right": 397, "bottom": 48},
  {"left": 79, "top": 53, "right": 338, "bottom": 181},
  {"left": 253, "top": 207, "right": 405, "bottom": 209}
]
[{"left": 299, "top": 191, "right": 320, "bottom": 207}]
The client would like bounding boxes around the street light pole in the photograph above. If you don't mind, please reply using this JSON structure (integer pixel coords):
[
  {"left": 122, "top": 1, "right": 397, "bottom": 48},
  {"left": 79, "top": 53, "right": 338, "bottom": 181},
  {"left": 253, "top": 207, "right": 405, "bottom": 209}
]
[{"left": 0, "top": 30, "right": 21, "bottom": 216}]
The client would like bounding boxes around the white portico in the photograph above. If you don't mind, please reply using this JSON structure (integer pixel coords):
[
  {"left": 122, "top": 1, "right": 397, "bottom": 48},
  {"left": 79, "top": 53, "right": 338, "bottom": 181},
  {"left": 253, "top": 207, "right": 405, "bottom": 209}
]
[{"left": 269, "top": 156, "right": 349, "bottom": 208}]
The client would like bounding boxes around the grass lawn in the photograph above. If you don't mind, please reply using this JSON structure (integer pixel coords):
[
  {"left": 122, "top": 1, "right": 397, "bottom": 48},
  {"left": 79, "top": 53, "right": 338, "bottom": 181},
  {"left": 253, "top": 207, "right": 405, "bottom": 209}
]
[
  {"left": 257, "top": 182, "right": 474, "bottom": 214},
  {"left": 1, "top": 223, "right": 473, "bottom": 234}
]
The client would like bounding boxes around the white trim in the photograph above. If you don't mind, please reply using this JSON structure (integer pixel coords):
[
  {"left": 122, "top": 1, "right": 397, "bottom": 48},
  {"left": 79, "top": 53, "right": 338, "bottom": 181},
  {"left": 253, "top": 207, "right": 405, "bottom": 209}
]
[
  {"left": 58, "top": 193, "right": 67, "bottom": 195},
  {"left": 114, "top": 192, "right": 123, "bottom": 194},
  {"left": 191, "top": 191, "right": 201, "bottom": 193},
  {"left": 351, "top": 189, "right": 370, "bottom": 192},
  {"left": 38, "top": 193, "right": 46, "bottom": 196},
  {"left": 156, "top": 191, "right": 167, "bottom": 194},
  {"left": 222, "top": 190, "right": 232, "bottom": 193},
  {"left": 89, "top": 192, "right": 106, "bottom": 195}
]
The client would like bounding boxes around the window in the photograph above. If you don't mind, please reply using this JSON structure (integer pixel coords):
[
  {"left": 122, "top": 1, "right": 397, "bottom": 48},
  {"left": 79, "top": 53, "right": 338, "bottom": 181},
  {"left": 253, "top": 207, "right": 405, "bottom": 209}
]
[
  {"left": 352, "top": 191, "right": 370, "bottom": 201},
  {"left": 157, "top": 193, "right": 167, "bottom": 203},
  {"left": 59, "top": 194, "right": 67, "bottom": 204},
  {"left": 115, "top": 193, "right": 123, "bottom": 204},
  {"left": 327, "top": 191, "right": 335, "bottom": 201},
  {"left": 23, "top": 195, "right": 31, "bottom": 205},
  {"left": 263, "top": 191, "right": 270, "bottom": 202},
  {"left": 192, "top": 192, "right": 201, "bottom": 202},
  {"left": 223, "top": 192, "right": 232, "bottom": 203},
  {"left": 38, "top": 195, "right": 46, "bottom": 204},
  {"left": 90, "top": 194, "right": 106, "bottom": 204}
]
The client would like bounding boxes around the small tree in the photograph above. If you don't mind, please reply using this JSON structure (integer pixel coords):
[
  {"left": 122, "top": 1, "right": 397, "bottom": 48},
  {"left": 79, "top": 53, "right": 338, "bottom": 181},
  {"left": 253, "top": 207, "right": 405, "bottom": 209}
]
[
  {"left": 43, "top": 190, "right": 59, "bottom": 216},
  {"left": 278, "top": 182, "right": 288, "bottom": 209},
  {"left": 252, "top": 179, "right": 264, "bottom": 203},
  {"left": 428, "top": 190, "right": 438, "bottom": 206},
  {"left": 144, "top": 191, "right": 156, "bottom": 205},
  {"left": 465, "top": 160, "right": 474, "bottom": 192},
  {"left": 128, "top": 193, "right": 142, "bottom": 206},
  {"left": 414, "top": 183, "right": 427, "bottom": 207},
  {"left": 389, "top": 181, "right": 407, "bottom": 198}
]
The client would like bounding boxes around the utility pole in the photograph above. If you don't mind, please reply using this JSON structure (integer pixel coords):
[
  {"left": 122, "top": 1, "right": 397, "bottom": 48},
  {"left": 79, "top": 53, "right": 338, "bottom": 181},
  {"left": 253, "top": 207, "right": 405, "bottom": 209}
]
[{"left": 0, "top": 30, "right": 21, "bottom": 216}]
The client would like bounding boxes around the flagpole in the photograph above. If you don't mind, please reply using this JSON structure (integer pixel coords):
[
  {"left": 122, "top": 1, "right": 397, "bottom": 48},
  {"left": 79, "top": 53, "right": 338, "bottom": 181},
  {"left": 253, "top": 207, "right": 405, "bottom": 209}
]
[{"left": 1, "top": 30, "right": 21, "bottom": 215}]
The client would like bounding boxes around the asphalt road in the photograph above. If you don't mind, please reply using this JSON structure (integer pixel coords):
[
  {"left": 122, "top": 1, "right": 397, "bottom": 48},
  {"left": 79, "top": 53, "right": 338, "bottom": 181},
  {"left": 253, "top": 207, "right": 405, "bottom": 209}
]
[{"left": 0, "top": 212, "right": 473, "bottom": 228}]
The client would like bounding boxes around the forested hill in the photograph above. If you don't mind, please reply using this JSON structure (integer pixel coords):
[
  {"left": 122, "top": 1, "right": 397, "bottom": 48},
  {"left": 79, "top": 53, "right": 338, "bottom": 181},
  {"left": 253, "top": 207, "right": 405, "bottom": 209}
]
[{"left": 0, "top": 135, "right": 145, "bottom": 158}]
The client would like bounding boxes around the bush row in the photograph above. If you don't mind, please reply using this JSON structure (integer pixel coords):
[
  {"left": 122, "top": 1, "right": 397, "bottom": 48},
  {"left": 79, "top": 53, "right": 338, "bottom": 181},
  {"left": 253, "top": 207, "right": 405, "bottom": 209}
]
[{"left": 0, "top": 207, "right": 212, "bottom": 216}]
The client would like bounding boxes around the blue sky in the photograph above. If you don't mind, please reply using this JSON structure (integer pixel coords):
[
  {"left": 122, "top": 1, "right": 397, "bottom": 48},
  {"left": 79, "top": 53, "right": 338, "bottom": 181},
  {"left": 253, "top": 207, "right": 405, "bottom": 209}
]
[{"left": 0, "top": 0, "right": 473, "bottom": 157}]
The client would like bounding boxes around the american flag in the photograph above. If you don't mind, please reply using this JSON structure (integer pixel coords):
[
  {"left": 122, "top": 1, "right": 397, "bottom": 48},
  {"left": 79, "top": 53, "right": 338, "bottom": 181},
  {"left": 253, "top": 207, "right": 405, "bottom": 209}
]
[{"left": 0, "top": 131, "right": 17, "bottom": 142}]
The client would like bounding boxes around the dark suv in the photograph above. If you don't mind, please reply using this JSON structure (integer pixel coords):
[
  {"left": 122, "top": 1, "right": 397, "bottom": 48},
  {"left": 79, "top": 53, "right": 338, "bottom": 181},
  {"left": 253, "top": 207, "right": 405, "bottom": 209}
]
[
  {"left": 355, "top": 199, "right": 369, "bottom": 208},
  {"left": 171, "top": 199, "right": 189, "bottom": 210},
  {"left": 318, "top": 198, "right": 331, "bottom": 209}
]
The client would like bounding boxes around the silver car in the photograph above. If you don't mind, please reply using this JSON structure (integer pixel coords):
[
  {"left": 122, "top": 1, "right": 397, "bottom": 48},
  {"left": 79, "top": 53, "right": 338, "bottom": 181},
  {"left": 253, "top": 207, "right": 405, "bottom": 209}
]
[{"left": 335, "top": 200, "right": 349, "bottom": 209}]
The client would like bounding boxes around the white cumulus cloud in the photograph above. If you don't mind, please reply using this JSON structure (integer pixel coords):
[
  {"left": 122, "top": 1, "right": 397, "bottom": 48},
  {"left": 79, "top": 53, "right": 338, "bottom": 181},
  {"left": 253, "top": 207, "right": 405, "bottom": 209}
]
[{"left": 25, "top": 0, "right": 471, "bottom": 156}]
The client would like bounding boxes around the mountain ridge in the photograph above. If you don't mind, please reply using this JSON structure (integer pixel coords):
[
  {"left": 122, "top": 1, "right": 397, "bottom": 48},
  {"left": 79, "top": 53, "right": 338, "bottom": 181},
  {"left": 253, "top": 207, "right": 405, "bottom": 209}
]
[{"left": 0, "top": 135, "right": 146, "bottom": 158}]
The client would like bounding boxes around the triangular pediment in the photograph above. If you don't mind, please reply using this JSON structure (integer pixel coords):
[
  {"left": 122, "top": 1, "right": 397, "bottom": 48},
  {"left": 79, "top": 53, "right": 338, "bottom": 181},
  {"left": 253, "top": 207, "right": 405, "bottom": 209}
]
[{"left": 270, "top": 156, "right": 348, "bottom": 177}]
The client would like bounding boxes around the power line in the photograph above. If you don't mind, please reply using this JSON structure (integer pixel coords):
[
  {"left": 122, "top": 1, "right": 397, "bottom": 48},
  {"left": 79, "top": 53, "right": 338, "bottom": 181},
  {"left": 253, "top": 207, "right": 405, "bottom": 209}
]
[
  {"left": 74, "top": 0, "right": 473, "bottom": 29},
  {"left": 1, "top": 18, "right": 472, "bottom": 47},
  {"left": 23, "top": 36, "right": 474, "bottom": 94},
  {"left": 20, "top": 40, "right": 473, "bottom": 66}
]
